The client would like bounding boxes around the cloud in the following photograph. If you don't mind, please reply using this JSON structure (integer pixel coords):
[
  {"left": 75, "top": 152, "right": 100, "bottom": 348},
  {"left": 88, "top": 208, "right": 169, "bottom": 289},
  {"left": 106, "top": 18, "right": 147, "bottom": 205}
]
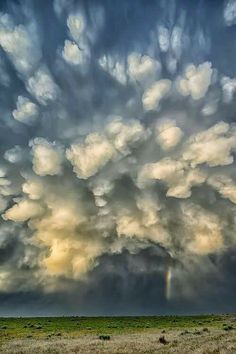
[
  {"left": 127, "top": 53, "right": 161, "bottom": 86},
  {"left": 0, "top": 13, "right": 41, "bottom": 76},
  {"left": 158, "top": 26, "right": 170, "bottom": 53},
  {"left": 3, "top": 198, "right": 44, "bottom": 222},
  {"left": 224, "top": 0, "right": 236, "bottom": 26},
  {"left": 142, "top": 79, "right": 172, "bottom": 110},
  {"left": 27, "top": 67, "right": 58, "bottom": 105},
  {"left": 66, "top": 133, "right": 115, "bottom": 179},
  {"left": 208, "top": 174, "right": 236, "bottom": 204},
  {"left": 138, "top": 158, "right": 206, "bottom": 198},
  {"left": 67, "top": 13, "right": 85, "bottom": 43},
  {"left": 22, "top": 177, "right": 44, "bottom": 201},
  {"left": 106, "top": 117, "right": 146, "bottom": 154},
  {"left": 30, "top": 138, "right": 64, "bottom": 176},
  {"left": 182, "top": 122, "right": 236, "bottom": 167},
  {"left": 176, "top": 62, "right": 213, "bottom": 100},
  {"left": 4, "top": 146, "right": 25, "bottom": 164},
  {"left": 98, "top": 55, "right": 127, "bottom": 85},
  {"left": 0, "top": 0, "right": 236, "bottom": 314},
  {"left": 221, "top": 76, "right": 236, "bottom": 103},
  {"left": 12, "top": 96, "right": 39, "bottom": 125},
  {"left": 156, "top": 120, "right": 183, "bottom": 150},
  {"left": 62, "top": 40, "right": 84, "bottom": 66},
  {"left": 181, "top": 203, "right": 224, "bottom": 255}
]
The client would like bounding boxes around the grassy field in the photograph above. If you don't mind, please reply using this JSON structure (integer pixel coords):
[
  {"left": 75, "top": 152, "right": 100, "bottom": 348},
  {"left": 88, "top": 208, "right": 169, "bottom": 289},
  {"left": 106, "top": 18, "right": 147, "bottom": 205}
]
[{"left": 0, "top": 314, "right": 236, "bottom": 353}]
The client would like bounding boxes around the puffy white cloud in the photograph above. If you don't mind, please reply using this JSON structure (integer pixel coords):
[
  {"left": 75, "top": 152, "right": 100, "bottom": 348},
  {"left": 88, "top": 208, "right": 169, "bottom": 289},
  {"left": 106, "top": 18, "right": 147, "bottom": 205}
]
[
  {"left": 4, "top": 146, "right": 24, "bottom": 164},
  {"left": 176, "top": 62, "right": 213, "bottom": 100},
  {"left": 67, "top": 13, "right": 85, "bottom": 42},
  {"left": 3, "top": 198, "right": 44, "bottom": 222},
  {"left": 138, "top": 159, "right": 185, "bottom": 187},
  {"left": 99, "top": 55, "right": 127, "bottom": 85},
  {"left": 224, "top": 0, "right": 236, "bottom": 26},
  {"left": 166, "top": 168, "right": 206, "bottom": 199},
  {"left": 201, "top": 99, "right": 218, "bottom": 116},
  {"left": 156, "top": 120, "right": 183, "bottom": 150},
  {"left": 27, "top": 67, "right": 58, "bottom": 105},
  {"left": 106, "top": 117, "right": 146, "bottom": 155},
  {"left": 90, "top": 179, "right": 113, "bottom": 197},
  {"left": 208, "top": 174, "right": 236, "bottom": 204},
  {"left": 136, "top": 192, "right": 161, "bottom": 226},
  {"left": 158, "top": 26, "right": 170, "bottom": 52},
  {"left": 0, "top": 13, "right": 41, "bottom": 75},
  {"left": 182, "top": 121, "right": 236, "bottom": 167},
  {"left": 62, "top": 40, "right": 84, "bottom": 65},
  {"left": 30, "top": 138, "right": 64, "bottom": 176},
  {"left": 142, "top": 79, "right": 171, "bottom": 110},
  {"left": 67, "top": 118, "right": 147, "bottom": 180},
  {"left": 12, "top": 96, "right": 39, "bottom": 125},
  {"left": 221, "top": 76, "right": 236, "bottom": 103},
  {"left": 138, "top": 158, "right": 206, "bottom": 198},
  {"left": 22, "top": 178, "right": 44, "bottom": 200},
  {"left": 66, "top": 133, "right": 115, "bottom": 179},
  {"left": 30, "top": 195, "right": 103, "bottom": 279},
  {"left": 170, "top": 26, "right": 183, "bottom": 59},
  {"left": 116, "top": 212, "right": 169, "bottom": 246},
  {"left": 181, "top": 203, "right": 223, "bottom": 255},
  {"left": 127, "top": 52, "right": 161, "bottom": 86}
]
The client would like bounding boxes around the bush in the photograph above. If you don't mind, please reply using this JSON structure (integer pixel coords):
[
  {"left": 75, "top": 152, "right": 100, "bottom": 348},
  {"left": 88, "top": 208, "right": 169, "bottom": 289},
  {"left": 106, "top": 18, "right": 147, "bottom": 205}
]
[
  {"left": 159, "top": 335, "right": 168, "bottom": 345},
  {"left": 99, "top": 335, "right": 111, "bottom": 340},
  {"left": 223, "top": 325, "right": 233, "bottom": 331}
]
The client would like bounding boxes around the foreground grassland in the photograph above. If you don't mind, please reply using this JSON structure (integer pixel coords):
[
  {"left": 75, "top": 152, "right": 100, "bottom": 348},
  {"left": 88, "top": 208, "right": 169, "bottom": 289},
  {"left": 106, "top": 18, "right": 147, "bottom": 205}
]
[{"left": 0, "top": 315, "right": 236, "bottom": 353}]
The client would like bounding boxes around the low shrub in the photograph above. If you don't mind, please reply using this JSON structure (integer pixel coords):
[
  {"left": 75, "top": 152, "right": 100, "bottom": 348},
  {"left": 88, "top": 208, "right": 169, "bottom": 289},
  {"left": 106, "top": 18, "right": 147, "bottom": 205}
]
[{"left": 99, "top": 335, "right": 111, "bottom": 340}]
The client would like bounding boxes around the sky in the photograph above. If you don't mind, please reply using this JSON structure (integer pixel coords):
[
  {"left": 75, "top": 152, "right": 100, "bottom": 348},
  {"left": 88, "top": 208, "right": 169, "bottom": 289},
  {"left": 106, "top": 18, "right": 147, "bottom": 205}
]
[{"left": 0, "top": 0, "right": 236, "bottom": 316}]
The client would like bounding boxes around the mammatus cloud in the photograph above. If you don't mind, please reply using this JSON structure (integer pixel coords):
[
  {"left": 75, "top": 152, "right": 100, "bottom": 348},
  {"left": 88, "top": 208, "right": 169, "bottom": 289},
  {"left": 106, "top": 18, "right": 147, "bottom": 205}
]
[
  {"left": 0, "top": 0, "right": 236, "bottom": 314},
  {"left": 156, "top": 120, "right": 184, "bottom": 151},
  {"left": 0, "top": 13, "right": 41, "bottom": 76},
  {"left": 27, "top": 67, "right": 59, "bottom": 105},
  {"left": 13, "top": 96, "right": 39, "bottom": 125},
  {"left": 224, "top": 0, "right": 236, "bottom": 26},
  {"left": 30, "top": 138, "right": 64, "bottom": 176},
  {"left": 176, "top": 62, "right": 213, "bottom": 100},
  {"left": 62, "top": 40, "right": 83, "bottom": 65},
  {"left": 142, "top": 79, "right": 171, "bottom": 110}
]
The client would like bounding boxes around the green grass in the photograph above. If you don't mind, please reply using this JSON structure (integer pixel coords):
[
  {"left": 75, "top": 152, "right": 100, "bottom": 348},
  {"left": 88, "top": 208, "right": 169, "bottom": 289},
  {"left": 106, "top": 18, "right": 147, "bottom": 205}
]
[{"left": 0, "top": 314, "right": 235, "bottom": 342}]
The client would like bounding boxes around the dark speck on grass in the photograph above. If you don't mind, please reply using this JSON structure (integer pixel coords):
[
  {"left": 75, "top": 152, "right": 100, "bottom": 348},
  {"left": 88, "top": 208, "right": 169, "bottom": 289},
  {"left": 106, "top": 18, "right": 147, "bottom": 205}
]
[
  {"left": 99, "top": 335, "right": 111, "bottom": 340},
  {"left": 159, "top": 335, "right": 168, "bottom": 345}
]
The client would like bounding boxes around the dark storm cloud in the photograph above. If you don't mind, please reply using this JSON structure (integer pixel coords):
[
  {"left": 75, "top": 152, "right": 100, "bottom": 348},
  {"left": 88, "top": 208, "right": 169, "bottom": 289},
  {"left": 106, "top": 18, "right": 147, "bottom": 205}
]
[{"left": 0, "top": 0, "right": 235, "bottom": 315}]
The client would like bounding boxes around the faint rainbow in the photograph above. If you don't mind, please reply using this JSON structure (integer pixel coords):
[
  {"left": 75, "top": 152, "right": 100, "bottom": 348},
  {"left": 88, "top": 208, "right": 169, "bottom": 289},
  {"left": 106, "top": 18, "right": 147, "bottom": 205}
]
[{"left": 165, "top": 267, "right": 172, "bottom": 300}]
